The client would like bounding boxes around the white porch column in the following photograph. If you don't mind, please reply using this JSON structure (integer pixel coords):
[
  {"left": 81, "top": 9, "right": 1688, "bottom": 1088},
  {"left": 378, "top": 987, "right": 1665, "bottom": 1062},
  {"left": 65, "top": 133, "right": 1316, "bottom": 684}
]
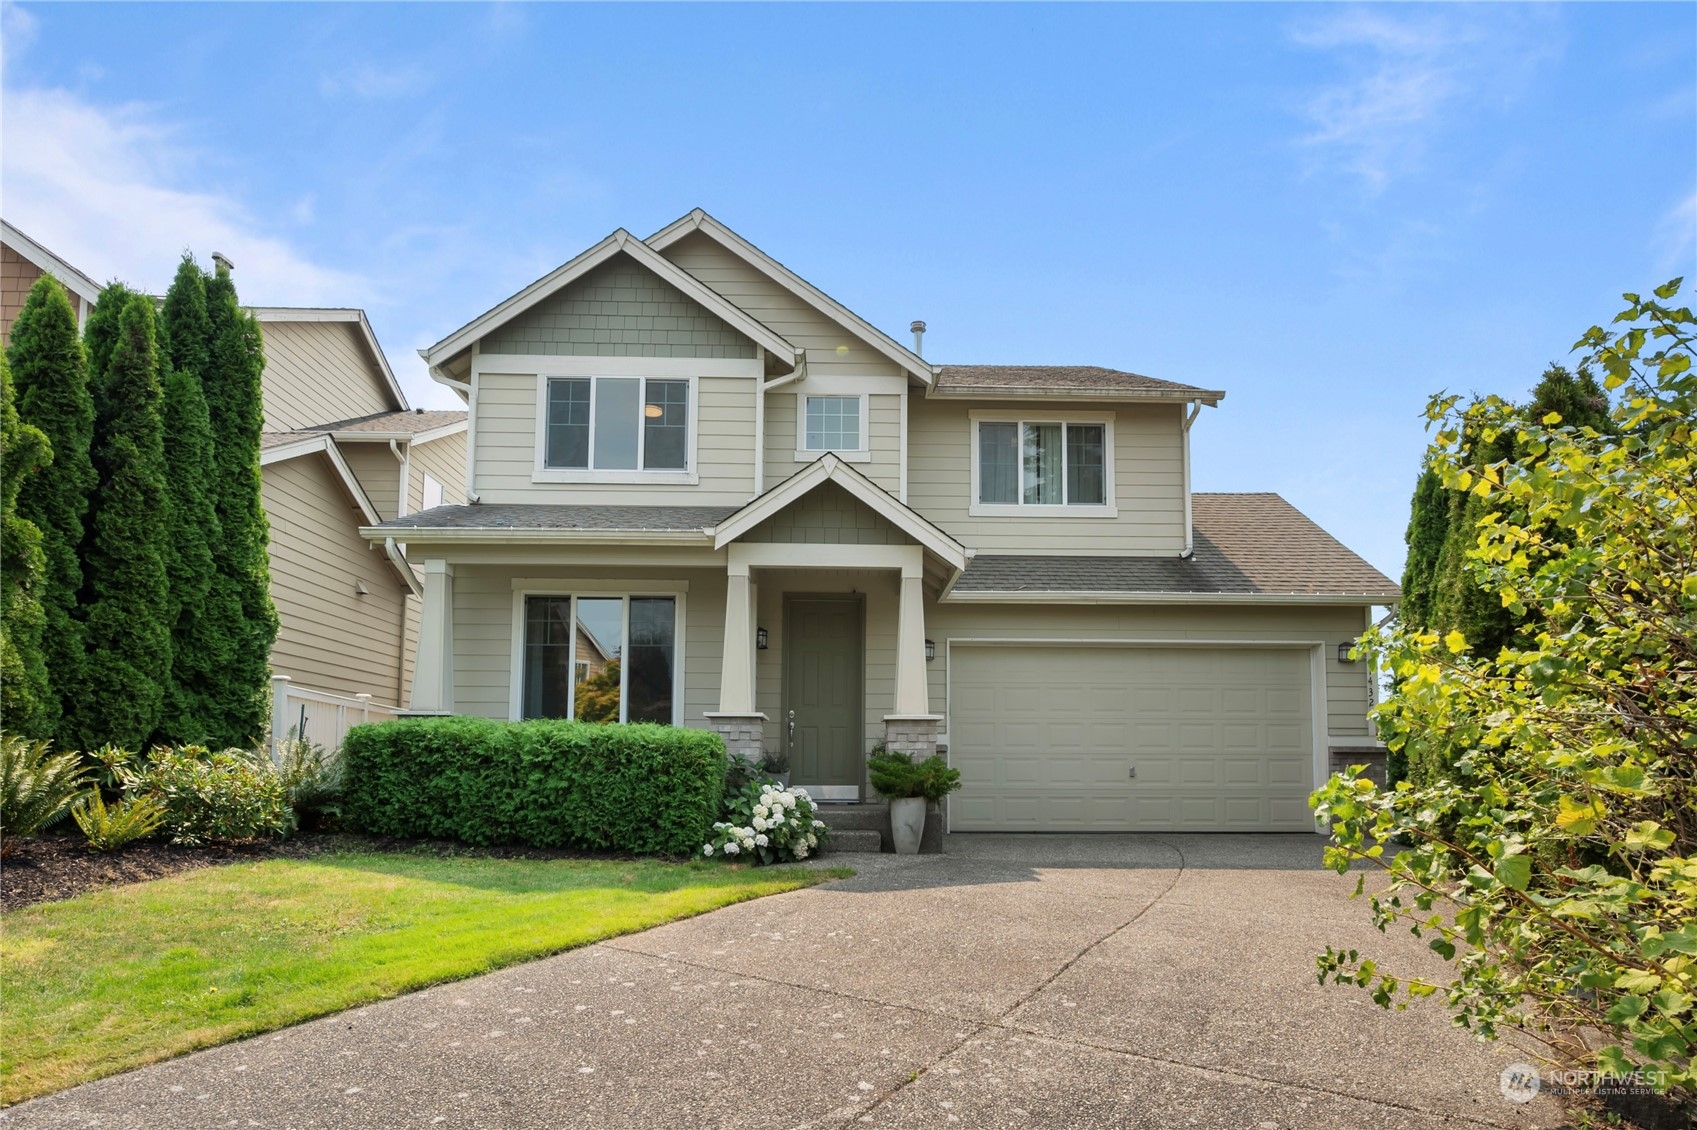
[
  {"left": 410, "top": 559, "right": 455, "bottom": 713},
  {"left": 717, "top": 563, "right": 755, "bottom": 714},
  {"left": 893, "top": 563, "right": 930, "bottom": 716}
]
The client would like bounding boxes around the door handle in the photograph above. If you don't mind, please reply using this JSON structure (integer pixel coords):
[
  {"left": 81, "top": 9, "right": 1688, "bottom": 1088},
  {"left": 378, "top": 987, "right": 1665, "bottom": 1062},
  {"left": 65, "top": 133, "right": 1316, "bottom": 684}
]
[{"left": 787, "top": 709, "right": 796, "bottom": 745}]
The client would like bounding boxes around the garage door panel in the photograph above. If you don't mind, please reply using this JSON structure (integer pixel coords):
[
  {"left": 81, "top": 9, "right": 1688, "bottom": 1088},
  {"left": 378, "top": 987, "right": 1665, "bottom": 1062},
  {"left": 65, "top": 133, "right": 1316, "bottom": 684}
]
[{"left": 950, "top": 645, "right": 1314, "bottom": 832}]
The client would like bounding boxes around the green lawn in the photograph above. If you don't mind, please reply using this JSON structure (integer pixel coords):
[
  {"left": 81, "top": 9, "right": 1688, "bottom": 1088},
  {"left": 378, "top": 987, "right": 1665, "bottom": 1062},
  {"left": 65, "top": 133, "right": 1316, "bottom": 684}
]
[{"left": 1, "top": 851, "right": 846, "bottom": 1105}]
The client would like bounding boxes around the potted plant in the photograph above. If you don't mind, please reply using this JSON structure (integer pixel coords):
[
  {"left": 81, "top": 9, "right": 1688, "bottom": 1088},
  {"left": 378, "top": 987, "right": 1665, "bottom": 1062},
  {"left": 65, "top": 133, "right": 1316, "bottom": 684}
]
[
  {"left": 759, "top": 750, "right": 790, "bottom": 789},
  {"left": 867, "top": 749, "right": 962, "bottom": 854}
]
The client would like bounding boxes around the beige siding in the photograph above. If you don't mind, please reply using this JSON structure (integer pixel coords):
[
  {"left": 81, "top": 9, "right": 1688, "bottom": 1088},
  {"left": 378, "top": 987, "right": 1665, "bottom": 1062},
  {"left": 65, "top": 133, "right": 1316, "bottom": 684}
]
[
  {"left": 925, "top": 600, "right": 1374, "bottom": 741},
  {"left": 764, "top": 391, "right": 799, "bottom": 490},
  {"left": 472, "top": 371, "right": 757, "bottom": 505},
  {"left": 449, "top": 564, "right": 727, "bottom": 724},
  {"left": 264, "top": 454, "right": 408, "bottom": 703},
  {"left": 742, "top": 482, "right": 910, "bottom": 545},
  {"left": 906, "top": 393, "right": 1186, "bottom": 554},
  {"left": 868, "top": 393, "right": 901, "bottom": 493},
  {"left": 262, "top": 321, "right": 395, "bottom": 431},
  {"left": 763, "top": 390, "right": 904, "bottom": 495},
  {"left": 407, "top": 431, "right": 467, "bottom": 513},
  {"left": 340, "top": 443, "right": 403, "bottom": 522}
]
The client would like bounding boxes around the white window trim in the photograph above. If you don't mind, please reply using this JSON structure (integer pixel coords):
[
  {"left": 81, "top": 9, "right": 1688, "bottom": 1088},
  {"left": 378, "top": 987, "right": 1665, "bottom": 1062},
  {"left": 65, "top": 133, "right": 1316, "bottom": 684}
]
[
  {"left": 967, "top": 409, "right": 1118, "bottom": 518},
  {"left": 794, "top": 391, "right": 870, "bottom": 463},
  {"left": 507, "top": 579, "right": 689, "bottom": 725},
  {"left": 532, "top": 375, "right": 700, "bottom": 485}
]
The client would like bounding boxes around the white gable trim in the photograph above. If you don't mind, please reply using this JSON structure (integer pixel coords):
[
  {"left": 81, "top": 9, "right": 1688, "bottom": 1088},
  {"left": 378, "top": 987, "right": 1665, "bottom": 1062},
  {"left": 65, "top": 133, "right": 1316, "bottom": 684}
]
[
  {"left": 422, "top": 230, "right": 798, "bottom": 369},
  {"left": 1, "top": 220, "right": 102, "bottom": 309},
  {"left": 711, "top": 453, "right": 967, "bottom": 572},
  {"left": 647, "top": 209, "right": 936, "bottom": 386},
  {"left": 260, "top": 434, "right": 421, "bottom": 594},
  {"left": 251, "top": 308, "right": 408, "bottom": 412}
]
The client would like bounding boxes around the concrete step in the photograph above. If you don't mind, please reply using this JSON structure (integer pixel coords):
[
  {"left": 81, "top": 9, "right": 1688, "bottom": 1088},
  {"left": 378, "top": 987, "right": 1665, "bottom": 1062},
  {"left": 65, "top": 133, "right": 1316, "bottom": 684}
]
[
  {"left": 815, "top": 802, "right": 889, "bottom": 834},
  {"left": 824, "top": 828, "right": 883, "bottom": 854}
]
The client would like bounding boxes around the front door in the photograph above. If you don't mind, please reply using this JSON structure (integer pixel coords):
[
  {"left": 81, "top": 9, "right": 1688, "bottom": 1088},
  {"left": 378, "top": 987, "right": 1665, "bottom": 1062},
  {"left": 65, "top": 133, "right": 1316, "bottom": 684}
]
[{"left": 784, "top": 595, "right": 863, "bottom": 799}]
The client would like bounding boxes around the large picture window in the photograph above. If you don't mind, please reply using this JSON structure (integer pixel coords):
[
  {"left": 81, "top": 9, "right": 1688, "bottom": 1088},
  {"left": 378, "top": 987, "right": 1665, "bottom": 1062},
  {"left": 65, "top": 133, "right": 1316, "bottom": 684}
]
[
  {"left": 976, "top": 420, "right": 1108, "bottom": 508},
  {"left": 521, "top": 593, "right": 677, "bottom": 723},
  {"left": 544, "top": 377, "right": 690, "bottom": 472}
]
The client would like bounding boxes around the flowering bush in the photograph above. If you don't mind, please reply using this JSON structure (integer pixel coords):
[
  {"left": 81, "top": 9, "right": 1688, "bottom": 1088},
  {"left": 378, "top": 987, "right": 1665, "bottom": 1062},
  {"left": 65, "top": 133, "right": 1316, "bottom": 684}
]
[{"left": 703, "top": 778, "right": 827, "bottom": 864}]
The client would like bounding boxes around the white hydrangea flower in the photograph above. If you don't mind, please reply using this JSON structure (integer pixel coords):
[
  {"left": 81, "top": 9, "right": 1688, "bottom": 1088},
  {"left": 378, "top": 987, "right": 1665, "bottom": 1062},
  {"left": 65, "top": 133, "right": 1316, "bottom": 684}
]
[
  {"left": 795, "top": 845, "right": 809, "bottom": 859},
  {"left": 812, "top": 819, "right": 825, "bottom": 829},
  {"left": 741, "top": 826, "right": 755, "bottom": 838},
  {"left": 703, "top": 844, "right": 714, "bottom": 856},
  {"left": 724, "top": 842, "right": 740, "bottom": 855},
  {"left": 752, "top": 816, "right": 767, "bottom": 832},
  {"left": 807, "top": 833, "right": 817, "bottom": 847},
  {"left": 753, "top": 804, "right": 769, "bottom": 818},
  {"left": 754, "top": 834, "right": 769, "bottom": 847},
  {"left": 779, "top": 793, "right": 796, "bottom": 809}
]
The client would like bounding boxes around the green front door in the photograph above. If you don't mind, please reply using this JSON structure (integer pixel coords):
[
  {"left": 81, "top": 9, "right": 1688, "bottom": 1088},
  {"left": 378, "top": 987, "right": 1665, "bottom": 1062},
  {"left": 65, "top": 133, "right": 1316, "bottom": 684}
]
[{"left": 784, "top": 595, "right": 863, "bottom": 795}]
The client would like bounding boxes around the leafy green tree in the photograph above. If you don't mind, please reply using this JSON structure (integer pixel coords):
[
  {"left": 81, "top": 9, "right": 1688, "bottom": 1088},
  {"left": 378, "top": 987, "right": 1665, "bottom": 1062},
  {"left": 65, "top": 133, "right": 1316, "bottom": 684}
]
[
  {"left": 7, "top": 276, "right": 95, "bottom": 747},
  {"left": 1313, "top": 280, "right": 1697, "bottom": 1098},
  {"left": 156, "top": 256, "right": 224, "bottom": 744},
  {"left": 202, "top": 263, "right": 277, "bottom": 746},
  {"left": 79, "top": 292, "right": 173, "bottom": 750},
  {"left": 0, "top": 356, "right": 53, "bottom": 736}
]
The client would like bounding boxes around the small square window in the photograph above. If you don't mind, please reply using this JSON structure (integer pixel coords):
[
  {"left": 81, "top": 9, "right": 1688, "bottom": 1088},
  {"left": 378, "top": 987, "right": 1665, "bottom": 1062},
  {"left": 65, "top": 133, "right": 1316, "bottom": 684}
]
[{"left": 804, "top": 395, "right": 862, "bottom": 451}]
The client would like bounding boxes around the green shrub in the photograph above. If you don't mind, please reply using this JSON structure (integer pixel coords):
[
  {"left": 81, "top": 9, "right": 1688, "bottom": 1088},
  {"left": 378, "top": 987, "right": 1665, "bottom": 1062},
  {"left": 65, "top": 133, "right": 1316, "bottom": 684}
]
[
  {"left": 868, "top": 750, "right": 962, "bottom": 803},
  {"left": 343, "top": 717, "right": 725, "bottom": 855},
  {"left": 704, "top": 778, "right": 825, "bottom": 864},
  {"left": 72, "top": 791, "right": 166, "bottom": 852},
  {"left": 121, "top": 744, "right": 295, "bottom": 846},
  {"left": 275, "top": 733, "right": 342, "bottom": 828},
  {"left": 0, "top": 733, "right": 92, "bottom": 856}
]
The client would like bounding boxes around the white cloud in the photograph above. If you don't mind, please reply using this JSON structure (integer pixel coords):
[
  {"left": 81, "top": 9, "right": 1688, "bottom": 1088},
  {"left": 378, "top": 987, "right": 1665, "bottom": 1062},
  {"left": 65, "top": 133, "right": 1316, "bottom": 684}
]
[
  {"left": 1291, "top": 7, "right": 1560, "bottom": 191},
  {"left": 0, "top": 85, "right": 360, "bottom": 302},
  {"left": 1656, "top": 190, "right": 1697, "bottom": 278},
  {"left": 2, "top": 1, "right": 38, "bottom": 65}
]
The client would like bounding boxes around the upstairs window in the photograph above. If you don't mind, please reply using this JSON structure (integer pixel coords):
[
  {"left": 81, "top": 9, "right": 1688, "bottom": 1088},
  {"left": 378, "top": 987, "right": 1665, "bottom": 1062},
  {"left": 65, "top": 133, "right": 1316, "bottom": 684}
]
[
  {"left": 544, "top": 377, "right": 690, "bottom": 471},
  {"left": 974, "top": 417, "right": 1112, "bottom": 512},
  {"left": 804, "top": 394, "right": 864, "bottom": 452}
]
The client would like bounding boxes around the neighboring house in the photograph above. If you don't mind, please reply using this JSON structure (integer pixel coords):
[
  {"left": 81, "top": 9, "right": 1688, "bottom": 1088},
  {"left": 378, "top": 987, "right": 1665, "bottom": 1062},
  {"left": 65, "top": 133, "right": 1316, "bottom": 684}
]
[
  {"left": 366, "top": 208, "right": 1399, "bottom": 832},
  {"left": 0, "top": 223, "right": 468, "bottom": 739},
  {"left": 2, "top": 220, "right": 100, "bottom": 345}
]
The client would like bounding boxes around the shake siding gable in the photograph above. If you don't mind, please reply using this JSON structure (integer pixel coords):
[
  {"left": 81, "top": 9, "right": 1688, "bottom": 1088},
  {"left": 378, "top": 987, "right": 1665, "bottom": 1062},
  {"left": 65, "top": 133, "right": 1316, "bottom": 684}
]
[
  {"left": 2, "top": 245, "right": 48, "bottom": 347},
  {"left": 262, "top": 321, "right": 397, "bottom": 431},
  {"left": 264, "top": 454, "right": 408, "bottom": 702},
  {"left": 742, "top": 481, "right": 913, "bottom": 546}
]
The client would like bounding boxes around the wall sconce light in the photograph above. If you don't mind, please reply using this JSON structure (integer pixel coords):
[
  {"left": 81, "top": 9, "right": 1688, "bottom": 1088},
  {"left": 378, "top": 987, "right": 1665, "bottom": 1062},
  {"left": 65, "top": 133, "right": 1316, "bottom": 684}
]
[
  {"left": 925, "top": 638, "right": 936, "bottom": 661},
  {"left": 1338, "top": 642, "right": 1356, "bottom": 663},
  {"left": 756, "top": 627, "right": 769, "bottom": 650}
]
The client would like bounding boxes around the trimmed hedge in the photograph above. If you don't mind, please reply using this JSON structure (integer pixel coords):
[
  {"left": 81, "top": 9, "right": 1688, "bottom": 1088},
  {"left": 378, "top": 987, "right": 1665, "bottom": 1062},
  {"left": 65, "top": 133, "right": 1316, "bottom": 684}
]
[{"left": 342, "top": 717, "right": 725, "bottom": 855}]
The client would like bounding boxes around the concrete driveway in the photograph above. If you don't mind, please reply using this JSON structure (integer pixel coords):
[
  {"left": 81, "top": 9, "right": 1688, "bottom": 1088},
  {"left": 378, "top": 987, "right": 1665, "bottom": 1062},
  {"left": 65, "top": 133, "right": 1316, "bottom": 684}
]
[{"left": 7, "top": 835, "right": 1567, "bottom": 1129}]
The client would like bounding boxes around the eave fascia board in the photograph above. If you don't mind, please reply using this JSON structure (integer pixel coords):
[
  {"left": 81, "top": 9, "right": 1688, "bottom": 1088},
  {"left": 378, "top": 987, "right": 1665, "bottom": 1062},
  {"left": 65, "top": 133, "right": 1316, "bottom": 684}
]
[
  {"left": 927, "top": 386, "right": 1226, "bottom": 405},
  {"left": 252, "top": 307, "right": 408, "bottom": 411},
  {"left": 422, "top": 230, "right": 798, "bottom": 369},
  {"left": 646, "top": 209, "right": 935, "bottom": 386},
  {"left": 0, "top": 220, "right": 102, "bottom": 306},
  {"left": 941, "top": 589, "right": 1402, "bottom": 606},
  {"left": 357, "top": 526, "right": 714, "bottom": 546}
]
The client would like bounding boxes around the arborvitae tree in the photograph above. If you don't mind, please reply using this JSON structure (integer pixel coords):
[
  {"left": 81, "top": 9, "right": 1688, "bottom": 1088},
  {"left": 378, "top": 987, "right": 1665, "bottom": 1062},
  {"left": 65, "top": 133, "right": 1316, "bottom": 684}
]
[
  {"left": 79, "top": 293, "right": 173, "bottom": 750},
  {"left": 7, "top": 276, "right": 95, "bottom": 747},
  {"left": 156, "top": 256, "right": 224, "bottom": 744},
  {"left": 1399, "top": 469, "right": 1448, "bottom": 631},
  {"left": 1, "top": 355, "right": 54, "bottom": 736},
  {"left": 1529, "top": 363, "right": 1612, "bottom": 432},
  {"left": 203, "top": 263, "right": 277, "bottom": 746}
]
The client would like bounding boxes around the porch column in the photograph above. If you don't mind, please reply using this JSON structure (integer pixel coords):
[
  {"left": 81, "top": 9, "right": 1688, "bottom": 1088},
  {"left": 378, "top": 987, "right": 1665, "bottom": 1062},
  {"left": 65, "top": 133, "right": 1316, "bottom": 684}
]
[
  {"left": 884, "top": 559, "right": 942, "bottom": 762},
  {"left": 706, "top": 561, "right": 765, "bottom": 762},
  {"left": 409, "top": 559, "right": 454, "bottom": 713}
]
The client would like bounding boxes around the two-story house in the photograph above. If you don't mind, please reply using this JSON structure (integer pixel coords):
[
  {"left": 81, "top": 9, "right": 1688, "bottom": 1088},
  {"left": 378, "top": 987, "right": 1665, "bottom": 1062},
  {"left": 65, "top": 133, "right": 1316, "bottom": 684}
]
[{"left": 367, "top": 210, "right": 1397, "bottom": 833}]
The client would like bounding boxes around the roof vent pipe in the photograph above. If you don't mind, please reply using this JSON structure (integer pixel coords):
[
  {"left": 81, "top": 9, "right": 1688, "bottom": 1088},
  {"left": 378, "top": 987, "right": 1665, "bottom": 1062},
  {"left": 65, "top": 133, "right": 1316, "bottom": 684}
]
[
  {"left": 211, "top": 252, "right": 234, "bottom": 273},
  {"left": 910, "top": 320, "right": 926, "bottom": 357}
]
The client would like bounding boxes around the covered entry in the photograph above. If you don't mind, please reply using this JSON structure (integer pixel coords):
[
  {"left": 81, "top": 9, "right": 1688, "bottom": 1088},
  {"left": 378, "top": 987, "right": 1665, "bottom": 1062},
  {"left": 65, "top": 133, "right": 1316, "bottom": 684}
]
[{"left": 948, "top": 643, "right": 1318, "bottom": 832}]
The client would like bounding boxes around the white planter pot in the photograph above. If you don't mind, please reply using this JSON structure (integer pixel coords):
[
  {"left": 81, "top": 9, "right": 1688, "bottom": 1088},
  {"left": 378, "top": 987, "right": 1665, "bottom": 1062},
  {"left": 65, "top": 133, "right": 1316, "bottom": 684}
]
[{"left": 889, "top": 796, "right": 926, "bottom": 855}]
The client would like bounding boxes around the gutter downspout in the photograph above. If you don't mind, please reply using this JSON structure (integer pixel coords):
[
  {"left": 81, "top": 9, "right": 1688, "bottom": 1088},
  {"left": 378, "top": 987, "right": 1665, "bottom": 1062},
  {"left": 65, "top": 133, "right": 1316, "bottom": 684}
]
[
  {"left": 1181, "top": 399, "right": 1203, "bottom": 558},
  {"left": 754, "top": 353, "right": 808, "bottom": 498}
]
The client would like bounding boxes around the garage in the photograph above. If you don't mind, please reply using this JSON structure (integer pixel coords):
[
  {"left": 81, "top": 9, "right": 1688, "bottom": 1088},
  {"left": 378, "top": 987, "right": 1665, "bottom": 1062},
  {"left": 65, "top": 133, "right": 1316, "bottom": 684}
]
[{"left": 947, "top": 644, "right": 1317, "bottom": 832}]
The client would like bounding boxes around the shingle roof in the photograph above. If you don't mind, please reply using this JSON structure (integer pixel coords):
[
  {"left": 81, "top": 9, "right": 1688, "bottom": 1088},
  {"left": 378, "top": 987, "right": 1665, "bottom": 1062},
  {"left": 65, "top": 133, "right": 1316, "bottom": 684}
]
[
  {"left": 367, "top": 503, "right": 740, "bottom": 533},
  {"left": 933, "top": 365, "right": 1223, "bottom": 402},
  {"left": 260, "top": 430, "right": 317, "bottom": 451},
  {"left": 953, "top": 494, "right": 1399, "bottom": 600},
  {"left": 305, "top": 409, "right": 467, "bottom": 436}
]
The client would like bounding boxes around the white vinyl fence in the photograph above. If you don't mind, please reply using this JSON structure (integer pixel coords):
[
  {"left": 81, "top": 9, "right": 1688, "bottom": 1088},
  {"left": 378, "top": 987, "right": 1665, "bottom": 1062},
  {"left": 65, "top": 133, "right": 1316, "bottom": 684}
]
[{"left": 269, "top": 675, "right": 396, "bottom": 761}]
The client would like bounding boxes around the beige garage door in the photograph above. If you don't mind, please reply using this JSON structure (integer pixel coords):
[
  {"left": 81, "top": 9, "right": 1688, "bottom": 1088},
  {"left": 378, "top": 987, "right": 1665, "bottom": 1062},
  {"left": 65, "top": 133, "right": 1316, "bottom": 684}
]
[{"left": 949, "top": 645, "right": 1315, "bottom": 832}]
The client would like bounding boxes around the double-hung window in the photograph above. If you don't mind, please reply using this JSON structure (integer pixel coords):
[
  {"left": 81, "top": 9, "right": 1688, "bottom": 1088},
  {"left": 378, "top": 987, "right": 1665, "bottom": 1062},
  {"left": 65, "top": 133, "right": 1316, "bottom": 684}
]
[
  {"left": 972, "top": 415, "right": 1113, "bottom": 514},
  {"left": 520, "top": 593, "right": 678, "bottom": 724},
  {"left": 541, "top": 376, "right": 691, "bottom": 476},
  {"left": 796, "top": 393, "right": 869, "bottom": 460}
]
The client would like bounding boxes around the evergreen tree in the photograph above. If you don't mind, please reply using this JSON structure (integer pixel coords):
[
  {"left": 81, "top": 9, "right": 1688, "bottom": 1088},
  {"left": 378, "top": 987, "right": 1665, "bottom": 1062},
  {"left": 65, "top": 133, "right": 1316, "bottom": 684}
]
[
  {"left": 1, "top": 356, "right": 54, "bottom": 736},
  {"left": 203, "top": 263, "right": 277, "bottom": 746},
  {"left": 7, "top": 276, "right": 95, "bottom": 747},
  {"left": 156, "top": 256, "right": 224, "bottom": 744},
  {"left": 1529, "top": 363, "right": 1612, "bottom": 432},
  {"left": 1398, "top": 469, "right": 1448, "bottom": 631},
  {"left": 80, "top": 293, "right": 173, "bottom": 750}
]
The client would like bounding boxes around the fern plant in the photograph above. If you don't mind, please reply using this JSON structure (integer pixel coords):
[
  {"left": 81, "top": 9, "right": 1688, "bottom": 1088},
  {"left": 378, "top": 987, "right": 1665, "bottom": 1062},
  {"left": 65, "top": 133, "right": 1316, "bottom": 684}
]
[
  {"left": 72, "top": 791, "right": 166, "bottom": 852},
  {"left": 0, "top": 733, "right": 92, "bottom": 857}
]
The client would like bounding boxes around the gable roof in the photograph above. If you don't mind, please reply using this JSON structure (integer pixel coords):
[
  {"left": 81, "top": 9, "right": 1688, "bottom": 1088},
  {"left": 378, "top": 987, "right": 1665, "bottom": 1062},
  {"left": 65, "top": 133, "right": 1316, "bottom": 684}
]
[
  {"left": 422, "top": 229, "right": 799, "bottom": 369},
  {"left": 712, "top": 453, "right": 968, "bottom": 572},
  {"left": 251, "top": 307, "right": 408, "bottom": 412},
  {"left": 2, "top": 219, "right": 103, "bottom": 307},
  {"left": 646, "top": 209, "right": 935, "bottom": 385},
  {"left": 933, "top": 365, "right": 1224, "bottom": 404},
  {"left": 948, "top": 493, "right": 1398, "bottom": 604},
  {"left": 303, "top": 408, "right": 467, "bottom": 444}
]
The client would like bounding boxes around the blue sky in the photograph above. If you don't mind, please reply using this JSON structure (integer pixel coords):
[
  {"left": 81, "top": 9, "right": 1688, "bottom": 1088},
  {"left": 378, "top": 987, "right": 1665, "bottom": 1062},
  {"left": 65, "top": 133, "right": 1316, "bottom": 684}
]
[{"left": 3, "top": 2, "right": 1693, "bottom": 578}]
